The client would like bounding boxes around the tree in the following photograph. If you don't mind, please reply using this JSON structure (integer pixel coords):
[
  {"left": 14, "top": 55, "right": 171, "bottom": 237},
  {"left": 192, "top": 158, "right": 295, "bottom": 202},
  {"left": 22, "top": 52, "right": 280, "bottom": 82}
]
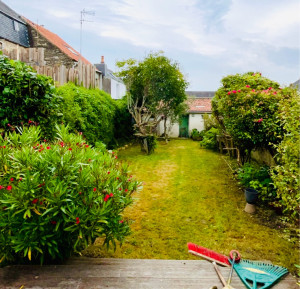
[{"left": 117, "top": 52, "right": 188, "bottom": 153}]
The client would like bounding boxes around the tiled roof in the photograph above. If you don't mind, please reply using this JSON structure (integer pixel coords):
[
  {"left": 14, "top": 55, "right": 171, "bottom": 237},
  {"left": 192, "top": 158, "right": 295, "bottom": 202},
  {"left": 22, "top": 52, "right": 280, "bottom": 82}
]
[
  {"left": 24, "top": 18, "right": 91, "bottom": 65},
  {"left": 0, "top": 0, "right": 26, "bottom": 23},
  {"left": 186, "top": 91, "right": 215, "bottom": 98},
  {"left": 187, "top": 98, "right": 212, "bottom": 113},
  {"left": 0, "top": 1, "right": 30, "bottom": 47}
]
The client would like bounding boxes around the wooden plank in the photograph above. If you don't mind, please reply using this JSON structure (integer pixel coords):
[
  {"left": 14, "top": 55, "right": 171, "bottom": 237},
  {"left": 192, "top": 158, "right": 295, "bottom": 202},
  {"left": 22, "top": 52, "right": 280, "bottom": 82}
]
[{"left": 0, "top": 258, "right": 297, "bottom": 289}]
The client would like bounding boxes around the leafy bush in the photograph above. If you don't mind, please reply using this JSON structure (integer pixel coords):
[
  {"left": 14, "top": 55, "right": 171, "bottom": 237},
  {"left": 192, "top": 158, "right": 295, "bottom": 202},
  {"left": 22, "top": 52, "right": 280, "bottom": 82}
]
[
  {"left": 270, "top": 88, "right": 300, "bottom": 220},
  {"left": 190, "top": 129, "right": 202, "bottom": 141},
  {"left": 0, "top": 54, "right": 61, "bottom": 140},
  {"left": 212, "top": 72, "right": 283, "bottom": 163},
  {"left": 56, "top": 83, "right": 116, "bottom": 146},
  {"left": 199, "top": 127, "right": 219, "bottom": 150},
  {"left": 0, "top": 125, "right": 140, "bottom": 264},
  {"left": 237, "top": 163, "right": 276, "bottom": 202},
  {"left": 113, "top": 98, "right": 134, "bottom": 146}
]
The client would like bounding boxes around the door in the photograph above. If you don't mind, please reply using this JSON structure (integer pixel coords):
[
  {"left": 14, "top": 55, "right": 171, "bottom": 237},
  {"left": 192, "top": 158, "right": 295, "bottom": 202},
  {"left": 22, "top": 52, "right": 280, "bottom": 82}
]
[{"left": 179, "top": 115, "right": 189, "bottom": 138}]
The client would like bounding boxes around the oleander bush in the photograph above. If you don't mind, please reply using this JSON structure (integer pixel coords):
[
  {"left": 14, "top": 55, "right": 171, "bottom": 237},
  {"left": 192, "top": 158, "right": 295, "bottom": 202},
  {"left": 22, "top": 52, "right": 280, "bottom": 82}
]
[{"left": 0, "top": 125, "right": 141, "bottom": 265}]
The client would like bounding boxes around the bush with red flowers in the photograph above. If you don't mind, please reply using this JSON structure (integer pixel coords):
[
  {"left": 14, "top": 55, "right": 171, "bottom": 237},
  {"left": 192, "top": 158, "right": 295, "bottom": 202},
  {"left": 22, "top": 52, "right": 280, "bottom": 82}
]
[{"left": 0, "top": 125, "right": 141, "bottom": 264}]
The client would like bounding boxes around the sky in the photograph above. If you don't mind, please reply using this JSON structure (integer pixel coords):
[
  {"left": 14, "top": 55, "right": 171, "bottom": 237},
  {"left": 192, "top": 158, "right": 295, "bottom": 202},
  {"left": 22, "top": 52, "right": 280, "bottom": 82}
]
[{"left": 5, "top": 0, "right": 300, "bottom": 90}]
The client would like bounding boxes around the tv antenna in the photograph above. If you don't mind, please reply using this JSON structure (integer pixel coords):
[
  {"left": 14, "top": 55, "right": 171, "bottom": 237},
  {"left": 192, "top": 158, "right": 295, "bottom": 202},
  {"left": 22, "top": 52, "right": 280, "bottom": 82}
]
[{"left": 79, "top": 9, "right": 95, "bottom": 61}]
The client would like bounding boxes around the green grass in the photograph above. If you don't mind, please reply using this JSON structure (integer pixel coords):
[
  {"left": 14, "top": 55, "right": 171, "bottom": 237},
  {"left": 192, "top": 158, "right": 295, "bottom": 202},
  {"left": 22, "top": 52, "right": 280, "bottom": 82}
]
[{"left": 83, "top": 139, "right": 298, "bottom": 273}]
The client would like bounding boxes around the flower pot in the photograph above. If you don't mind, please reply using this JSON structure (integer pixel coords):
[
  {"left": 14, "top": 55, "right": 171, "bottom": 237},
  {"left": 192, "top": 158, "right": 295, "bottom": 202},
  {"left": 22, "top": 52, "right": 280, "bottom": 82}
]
[{"left": 245, "top": 188, "right": 259, "bottom": 204}]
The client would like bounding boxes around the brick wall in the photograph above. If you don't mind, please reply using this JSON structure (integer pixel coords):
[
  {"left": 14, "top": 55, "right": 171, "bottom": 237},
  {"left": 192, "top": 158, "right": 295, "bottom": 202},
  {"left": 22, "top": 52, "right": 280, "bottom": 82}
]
[{"left": 28, "top": 26, "right": 75, "bottom": 68}]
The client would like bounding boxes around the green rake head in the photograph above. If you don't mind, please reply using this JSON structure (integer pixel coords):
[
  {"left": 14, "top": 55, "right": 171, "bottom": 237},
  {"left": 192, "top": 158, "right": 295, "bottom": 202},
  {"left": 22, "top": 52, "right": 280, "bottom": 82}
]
[{"left": 231, "top": 259, "right": 288, "bottom": 289}]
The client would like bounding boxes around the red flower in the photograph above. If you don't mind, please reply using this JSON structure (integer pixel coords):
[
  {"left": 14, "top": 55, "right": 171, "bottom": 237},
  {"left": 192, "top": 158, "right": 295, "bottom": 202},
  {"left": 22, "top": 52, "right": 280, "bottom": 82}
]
[
  {"left": 32, "top": 198, "right": 38, "bottom": 204},
  {"left": 51, "top": 220, "right": 57, "bottom": 225},
  {"left": 85, "top": 145, "right": 89, "bottom": 148},
  {"left": 115, "top": 156, "right": 118, "bottom": 159},
  {"left": 119, "top": 220, "right": 124, "bottom": 224},
  {"left": 46, "top": 146, "right": 51, "bottom": 150},
  {"left": 246, "top": 85, "right": 250, "bottom": 88},
  {"left": 68, "top": 148, "right": 72, "bottom": 151},
  {"left": 268, "top": 87, "right": 272, "bottom": 90},
  {"left": 39, "top": 201, "right": 43, "bottom": 205},
  {"left": 107, "top": 171, "right": 110, "bottom": 174},
  {"left": 227, "top": 91, "right": 231, "bottom": 95},
  {"left": 19, "top": 177, "right": 23, "bottom": 181},
  {"left": 238, "top": 90, "right": 241, "bottom": 93},
  {"left": 28, "top": 120, "right": 33, "bottom": 124},
  {"left": 119, "top": 188, "right": 122, "bottom": 191},
  {"left": 110, "top": 193, "right": 114, "bottom": 197},
  {"left": 76, "top": 217, "right": 80, "bottom": 224},
  {"left": 232, "top": 90, "right": 237, "bottom": 94},
  {"left": 10, "top": 178, "right": 14, "bottom": 182},
  {"left": 257, "top": 118, "right": 263, "bottom": 123},
  {"left": 0, "top": 185, "right": 4, "bottom": 190},
  {"left": 93, "top": 188, "right": 97, "bottom": 192},
  {"left": 6, "top": 185, "right": 12, "bottom": 191},
  {"left": 2, "top": 146, "right": 6, "bottom": 149},
  {"left": 125, "top": 189, "right": 128, "bottom": 192},
  {"left": 79, "top": 191, "right": 82, "bottom": 195},
  {"left": 104, "top": 194, "right": 110, "bottom": 202},
  {"left": 44, "top": 139, "right": 47, "bottom": 142}
]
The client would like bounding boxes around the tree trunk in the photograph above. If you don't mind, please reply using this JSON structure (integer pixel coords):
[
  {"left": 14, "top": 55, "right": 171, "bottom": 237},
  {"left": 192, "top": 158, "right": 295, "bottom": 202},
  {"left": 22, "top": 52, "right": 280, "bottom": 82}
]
[
  {"left": 164, "top": 118, "right": 168, "bottom": 143},
  {"left": 140, "top": 137, "right": 148, "bottom": 154}
]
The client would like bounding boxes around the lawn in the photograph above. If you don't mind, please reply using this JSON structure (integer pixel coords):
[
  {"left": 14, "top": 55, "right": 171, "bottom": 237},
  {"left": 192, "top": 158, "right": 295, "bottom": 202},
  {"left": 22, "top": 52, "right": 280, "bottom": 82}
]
[{"left": 83, "top": 139, "right": 298, "bottom": 273}]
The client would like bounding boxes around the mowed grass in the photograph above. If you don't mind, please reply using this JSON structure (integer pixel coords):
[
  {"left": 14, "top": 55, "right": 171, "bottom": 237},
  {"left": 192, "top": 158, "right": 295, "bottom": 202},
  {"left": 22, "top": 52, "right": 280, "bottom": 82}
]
[{"left": 83, "top": 139, "right": 298, "bottom": 272}]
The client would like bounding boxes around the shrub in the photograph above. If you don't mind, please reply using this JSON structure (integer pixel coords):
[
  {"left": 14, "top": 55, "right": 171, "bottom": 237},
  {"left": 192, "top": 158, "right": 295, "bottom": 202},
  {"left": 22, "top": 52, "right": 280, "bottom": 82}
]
[
  {"left": 113, "top": 98, "right": 134, "bottom": 147},
  {"left": 212, "top": 72, "right": 283, "bottom": 163},
  {"left": 0, "top": 54, "right": 61, "bottom": 140},
  {"left": 270, "top": 88, "right": 300, "bottom": 221},
  {"left": 199, "top": 127, "right": 219, "bottom": 150},
  {"left": 56, "top": 83, "right": 116, "bottom": 146},
  {"left": 237, "top": 163, "right": 276, "bottom": 202},
  {"left": 190, "top": 129, "right": 202, "bottom": 141},
  {"left": 0, "top": 125, "right": 140, "bottom": 264}
]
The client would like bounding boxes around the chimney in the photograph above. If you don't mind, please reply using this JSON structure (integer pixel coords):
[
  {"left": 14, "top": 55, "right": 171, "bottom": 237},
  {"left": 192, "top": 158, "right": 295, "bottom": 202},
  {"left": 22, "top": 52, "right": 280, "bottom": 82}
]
[{"left": 101, "top": 56, "right": 104, "bottom": 63}]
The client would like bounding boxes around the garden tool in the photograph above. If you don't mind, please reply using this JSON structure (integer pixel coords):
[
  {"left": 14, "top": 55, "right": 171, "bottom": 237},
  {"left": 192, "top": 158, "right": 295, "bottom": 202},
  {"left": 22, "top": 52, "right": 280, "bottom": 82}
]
[
  {"left": 230, "top": 259, "right": 288, "bottom": 289},
  {"left": 212, "top": 261, "right": 236, "bottom": 289}
]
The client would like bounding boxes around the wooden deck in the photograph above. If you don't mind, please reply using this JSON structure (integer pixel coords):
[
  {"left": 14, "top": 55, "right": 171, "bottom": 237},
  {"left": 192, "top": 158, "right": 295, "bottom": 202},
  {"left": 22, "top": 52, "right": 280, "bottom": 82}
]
[{"left": 0, "top": 257, "right": 297, "bottom": 289}]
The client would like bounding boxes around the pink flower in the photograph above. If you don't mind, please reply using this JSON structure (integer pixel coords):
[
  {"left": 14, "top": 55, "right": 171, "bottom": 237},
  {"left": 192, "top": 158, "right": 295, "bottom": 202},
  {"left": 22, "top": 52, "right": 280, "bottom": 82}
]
[
  {"left": 238, "top": 90, "right": 241, "bottom": 93},
  {"left": 0, "top": 185, "right": 4, "bottom": 190},
  {"left": 227, "top": 91, "right": 231, "bottom": 95},
  {"left": 119, "top": 220, "right": 124, "bottom": 224},
  {"left": 252, "top": 89, "right": 255, "bottom": 92},
  {"left": 246, "top": 85, "right": 250, "bottom": 88},
  {"left": 76, "top": 217, "right": 80, "bottom": 224},
  {"left": 268, "top": 87, "right": 272, "bottom": 90},
  {"left": 110, "top": 193, "right": 114, "bottom": 197},
  {"left": 6, "top": 185, "right": 12, "bottom": 191},
  {"left": 32, "top": 198, "right": 38, "bottom": 204},
  {"left": 257, "top": 118, "right": 263, "bottom": 123},
  {"left": 232, "top": 90, "right": 237, "bottom": 94}
]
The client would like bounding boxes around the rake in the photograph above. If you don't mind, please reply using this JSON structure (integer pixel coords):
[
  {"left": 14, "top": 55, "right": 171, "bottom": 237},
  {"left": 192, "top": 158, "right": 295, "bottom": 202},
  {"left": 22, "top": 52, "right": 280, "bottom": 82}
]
[{"left": 230, "top": 259, "right": 288, "bottom": 289}]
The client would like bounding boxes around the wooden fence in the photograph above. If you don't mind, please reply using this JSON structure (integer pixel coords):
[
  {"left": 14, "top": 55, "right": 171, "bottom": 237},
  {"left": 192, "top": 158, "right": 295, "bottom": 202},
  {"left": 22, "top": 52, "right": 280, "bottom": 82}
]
[{"left": 2, "top": 47, "right": 100, "bottom": 89}]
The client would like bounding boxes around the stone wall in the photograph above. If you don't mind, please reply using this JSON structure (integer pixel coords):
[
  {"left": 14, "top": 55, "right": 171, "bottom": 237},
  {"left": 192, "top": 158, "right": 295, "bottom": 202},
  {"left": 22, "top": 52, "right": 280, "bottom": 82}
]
[{"left": 28, "top": 26, "right": 75, "bottom": 68}]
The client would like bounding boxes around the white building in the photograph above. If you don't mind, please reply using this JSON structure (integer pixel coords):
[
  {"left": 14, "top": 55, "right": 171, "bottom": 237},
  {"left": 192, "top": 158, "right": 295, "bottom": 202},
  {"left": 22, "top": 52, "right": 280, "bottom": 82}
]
[{"left": 95, "top": 56, "right": 126, "bottom": 99}]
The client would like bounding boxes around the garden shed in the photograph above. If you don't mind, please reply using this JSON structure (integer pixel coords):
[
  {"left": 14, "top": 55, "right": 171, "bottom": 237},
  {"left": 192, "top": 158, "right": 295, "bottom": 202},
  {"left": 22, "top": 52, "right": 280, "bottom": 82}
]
[{"left": 157, "top": 91, "right": 214, "bottom": 138}]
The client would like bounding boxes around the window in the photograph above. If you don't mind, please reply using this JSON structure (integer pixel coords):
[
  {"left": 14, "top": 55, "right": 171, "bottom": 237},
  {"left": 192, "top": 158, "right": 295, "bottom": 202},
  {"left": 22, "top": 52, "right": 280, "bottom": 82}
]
[{"left": 13, "top": 21, "right": 20, "bottom": 31}]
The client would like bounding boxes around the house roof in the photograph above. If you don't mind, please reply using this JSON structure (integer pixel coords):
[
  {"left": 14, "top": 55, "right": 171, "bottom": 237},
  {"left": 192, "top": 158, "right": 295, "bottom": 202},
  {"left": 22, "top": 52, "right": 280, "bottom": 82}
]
[
  {"left": 187, "top": 98, "right": 212, "bottom": 113},
  {"left": 0, "top": 0, "right": 30, "bottom": 47},
  {"left": 24, "top": 18, "right": 91, "bottom": 65},
  {"left": 186, "top": 91, "right": 215, "bottom": 98},
  {"left": 0, "top": 0, "right": 26, "bottom": 23}
]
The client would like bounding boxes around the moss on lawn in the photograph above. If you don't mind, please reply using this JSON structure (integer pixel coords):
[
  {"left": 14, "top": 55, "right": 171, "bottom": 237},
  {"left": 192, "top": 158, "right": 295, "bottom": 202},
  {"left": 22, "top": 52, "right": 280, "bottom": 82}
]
[{"left": 82, "top": 139, "right": 299, "bottom": 274}]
